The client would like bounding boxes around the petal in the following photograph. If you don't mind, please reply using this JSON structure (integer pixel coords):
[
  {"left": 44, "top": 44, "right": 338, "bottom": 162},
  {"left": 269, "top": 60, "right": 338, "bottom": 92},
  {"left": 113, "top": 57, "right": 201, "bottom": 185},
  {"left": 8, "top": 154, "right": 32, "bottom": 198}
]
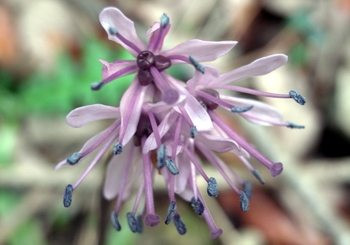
[
  {"left": 166, "top": 74, "right": 213, "bottom": 131},
  {"left": 174, "top": 152, "right": 191, "bottom": 195},
  {"left": 66, "top": 104, "right": 120, "bottom": 128},
  {"left": 99, "top": 7, "right": 146, "bottom": 57},
  {"left": 212, "top": 54, "right": 288, "bottom": 86},
  {"left": 147, "top": 22, "right": 171, "bottom": 53},
  {"left": 119, "top": 81, "right": 149, "bottom": 145},
  {"left": 142, "top": 93, "right": 186, "bottom": 113},
  {"left": 103, "top": 143, "right": 142, "bottom": 200},
  {"left": 187, "top": 66, "right": 220, "bottom": 92},
  {"left": 220, "top": 95, "right": 283, "bottom": 125},
  {"left": 196, "top": 133, "right": 240, "bottom": 153},
  {"left": 162, "top": 39, "right": 237, "bottom": 62},
  {"left": 100, "top": 59, "right": 137, "bottom": 78}
]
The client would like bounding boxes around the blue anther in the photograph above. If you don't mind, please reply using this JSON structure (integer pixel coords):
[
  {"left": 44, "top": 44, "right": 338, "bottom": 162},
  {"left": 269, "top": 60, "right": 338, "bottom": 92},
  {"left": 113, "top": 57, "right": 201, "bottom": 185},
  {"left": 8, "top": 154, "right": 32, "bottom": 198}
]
[
  {"left": 289, "top": 90, "right": 306, "bottom": 105},
  {"left": 63, "top": 184, "right": 73, "bottom": 207},
  {"left": 189, "top": 56, "right": 205, "bottom": 74},
  {"left": 113, "top": 142, "right": 123, "bottom": 155},
  {"left": 160, "top": 13, "right": 170, "bottom": 28},
  {"left": 191, "top": 197, "right": 204, "bottom": 215},
  {"left": 90, "top": 81, "right": 104, "bottom": 91},
  {"left": 165, "top": 201, "right": 177, "bottom": 225},
  {"left": 66, "top": 152, "right": 82, "bottom": 165},
  {"left": 126, "top": 212, "right": 138, "bottom": 233},
  {"left": 173, "top": 214, "right": 186, "bottom": 235},
  {"left": 252, "top": 169, "right": 265, "bottom": 185},
  {"left": 166, "top": 159, "right": 179, "bottom": 175},
  {"left": 239, "top": 190, "right": 250, "bottom": 212},
  {"left": 108, "top": 27, "right": 118, "bottom": 35},
  {"left": 136, "top": 215, "right": 143, "bottom": 233},
  {"left": 157, "top": 144, "right": 166, "bottom": 168},
  {"left": 207, "top": 177, "right": 219, "bottom": 197},
  {"left": 287, "top": 122, "right": 305, "bottom": 129},
  {"left": 243, "top": 181, "right": 252, "bottom": 199},
  {"left": 111, "top": 211, "right": 121, "bottom": 231},
  {"left": 190, "top": 126, "right": 198, "bottom": 138},
  {"left": 231, "top": 105, "right": 253, "bottom": 113}
]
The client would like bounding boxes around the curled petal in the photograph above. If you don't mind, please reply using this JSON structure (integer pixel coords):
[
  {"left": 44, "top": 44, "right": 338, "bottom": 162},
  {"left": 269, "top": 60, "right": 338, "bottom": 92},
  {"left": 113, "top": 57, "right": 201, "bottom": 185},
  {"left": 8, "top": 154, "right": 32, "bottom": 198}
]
[
  {"left": 100, "top": 59, "right": 138, "bottom": 78},
  {"left": 197, "top": 133, "right": 241, "bottom": 153},
  {"left": 143, "top": 93, "right": 186, "bottom": 113},
  {"left": 66, "top": 104, "right": 120, "bottom": 128},
  {"left": 213, "top": 54, "right": 288, "bottom": 86},
  {"left": 220, "top": 95, "right": 283, "bottom": 126},
  {"left": 99, "top": 7, "right": 146, "bottom": 57},
  {"left": 183, "top": 94, "right": 213, "bottom": 131},
  {"left": 162, "top": 39, "right": 237, "bottom": 62}
]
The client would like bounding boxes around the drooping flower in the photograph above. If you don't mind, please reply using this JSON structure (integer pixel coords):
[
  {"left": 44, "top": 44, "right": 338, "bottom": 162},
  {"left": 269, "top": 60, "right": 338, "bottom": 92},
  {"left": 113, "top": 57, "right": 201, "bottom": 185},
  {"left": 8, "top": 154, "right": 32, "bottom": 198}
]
[{"left": 57, "top": 6, "right": 307, "bottom": 239}]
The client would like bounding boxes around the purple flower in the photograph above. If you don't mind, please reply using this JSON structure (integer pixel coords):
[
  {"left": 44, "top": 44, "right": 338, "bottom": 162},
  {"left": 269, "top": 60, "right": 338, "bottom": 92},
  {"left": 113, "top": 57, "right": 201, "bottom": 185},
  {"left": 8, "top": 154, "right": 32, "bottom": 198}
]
[{"left": 56, "top": 7, "right": 306, "bottom": 239}]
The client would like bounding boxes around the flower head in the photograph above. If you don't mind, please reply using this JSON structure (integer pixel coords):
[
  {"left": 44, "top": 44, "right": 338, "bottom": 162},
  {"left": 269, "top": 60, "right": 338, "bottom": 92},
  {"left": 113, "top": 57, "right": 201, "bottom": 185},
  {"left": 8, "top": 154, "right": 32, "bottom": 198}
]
[{"left": 57, "top": 7, "right": 306, "bottom": 239}]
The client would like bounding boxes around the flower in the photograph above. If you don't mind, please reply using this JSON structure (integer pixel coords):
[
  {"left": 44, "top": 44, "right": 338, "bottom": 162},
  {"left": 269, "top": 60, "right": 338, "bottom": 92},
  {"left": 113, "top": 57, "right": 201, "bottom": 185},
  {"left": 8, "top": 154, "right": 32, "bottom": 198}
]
[
  {"left": 91, "top": 7, "right": 236, "bottom": 157},
  {"left": 57, "top": 7, "right": 306, "bottom": 239}
]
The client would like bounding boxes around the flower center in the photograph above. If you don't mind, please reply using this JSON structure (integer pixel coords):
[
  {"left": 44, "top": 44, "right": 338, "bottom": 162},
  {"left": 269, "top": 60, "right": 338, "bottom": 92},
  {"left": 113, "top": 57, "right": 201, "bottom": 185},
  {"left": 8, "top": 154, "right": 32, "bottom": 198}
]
[
  {"left": 137, "top": 51, "right": 155, "bottom": 70},
  {"left": 136, "top": 51, "right": 172, "bottom": 86},
  {"left": 198, "top": 89, "right": 220, "bottom": 110}
]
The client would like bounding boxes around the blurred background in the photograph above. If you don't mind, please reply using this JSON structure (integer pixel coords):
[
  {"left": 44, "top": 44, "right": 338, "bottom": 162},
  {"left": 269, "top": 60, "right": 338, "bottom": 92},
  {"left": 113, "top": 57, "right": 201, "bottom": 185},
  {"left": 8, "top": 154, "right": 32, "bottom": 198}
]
[{"left": 1, "top": 0, "right": 350, "bottom": 244}]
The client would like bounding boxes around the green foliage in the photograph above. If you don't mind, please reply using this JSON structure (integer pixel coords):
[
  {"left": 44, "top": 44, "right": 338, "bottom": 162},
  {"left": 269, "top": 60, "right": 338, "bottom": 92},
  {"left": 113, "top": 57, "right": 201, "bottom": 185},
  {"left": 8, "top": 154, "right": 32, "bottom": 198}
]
[{"left": 20, "top": 39, "right": 133, "bottom": 116}]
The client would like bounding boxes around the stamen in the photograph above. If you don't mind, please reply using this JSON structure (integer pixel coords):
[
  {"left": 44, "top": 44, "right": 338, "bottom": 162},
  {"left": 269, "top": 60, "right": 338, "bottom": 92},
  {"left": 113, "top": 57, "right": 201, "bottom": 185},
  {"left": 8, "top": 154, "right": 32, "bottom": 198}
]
[
  {"left": 191, "top": 197, "right": 204, "bottom": 215},
  {"left": 190, "top": 126, "right": 197, "bottom": 138},
  {"left": 108, "top": 26, "right": 142, "bottom": 54},
  {"left": 126, "top": 212, "right": 138, "bottom": 233},
  {"left": 91, "top": 81, "right": 104, "bottom": 91},
  {"left": 162, "top": 89, "right": 179, "bottom": 104},
  {"left": 243, "top": 181, "right": 252, "bottom": 199},
  {"left": 173, "top": 214, "right": 186, "bottom": 235},
  {"left": 157, "top": 144, "right": 166, "bottom": 168},
  {"left": 165, "top": 201, "right": 177, "bottom": 224},
  {"left": 289, "top": 90, "right": 306, "bottom": 105},
  {"left": 108, "top": 27, "right": 118, "bottom": 35},
  {"left": 231, "top": 105, "right": 253, "bottom": 113},
  {"left": 165, "top": 159, "right": 179, "bottom": 175},
  {"left": 207, "top": 177, "right": 219, "bottom": 197},
  {"left": 270, "top": 162, "right": 283, "bottom": 177},
  {"left": 136, "top": 215, "right": 143, "bottom": 233},
  {"left": 63, "top": 184, "right": 73, "bottom": 207},
  {"left": 287, "top": 122, "right": 305, "bottom": 129},
  {"left": 239, "top": 191, "right": 250, "bottom": 212},
  {"left": 66, "top": 152, "right": 82, "bottom": 165},
  {"left": 160, "top": 13, "right": 170, "bottom": 28},
  {"left": 113, "top": 142, "right": 123, "bottom": 155},
  {"left": 189, "top": 56, "right": 205, "bottom": 74},
  {"left": 111, "top": 211, "right": 121, "bottom": 231},
  {"left": 252, "top": 169, "right": 265, "bottom": 184}
]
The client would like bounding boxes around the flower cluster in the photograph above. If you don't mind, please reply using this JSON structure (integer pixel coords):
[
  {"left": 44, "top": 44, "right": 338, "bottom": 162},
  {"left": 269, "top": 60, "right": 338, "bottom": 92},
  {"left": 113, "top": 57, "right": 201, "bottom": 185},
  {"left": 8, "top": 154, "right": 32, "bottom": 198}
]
[{"left": 56, "top": 7, "right": 305, "bottom": 238}]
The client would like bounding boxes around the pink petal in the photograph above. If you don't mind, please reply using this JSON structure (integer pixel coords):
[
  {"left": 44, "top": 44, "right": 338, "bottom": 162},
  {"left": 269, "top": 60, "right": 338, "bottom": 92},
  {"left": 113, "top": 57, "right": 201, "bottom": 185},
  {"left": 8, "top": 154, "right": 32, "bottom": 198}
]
[
  {"left": 161, "top": 39, "right": 237, "bottom": 62},
  {"left": 119, "top": 80, "right": 149, "bottom": 145},
  {"left": 142, "top": 93, "right": 186, "bottom": 113},
  {"left": 147, "top": 22, "right": 171, "bottom": 53},
  {"left": 103, "top": 143, "right": 141, "bottom": 200},
  {"left": 213, "top": 54, "right": 288, "bottom": 86},
  {"left": 174, "top": 152, "right": 191, "bottom": 195},
  {"left": 100, "top": 59, "right": 137, "bottom": 78},
  {"left": 66, "top": 104, "right": 120, "bottom": 128},
  {"left": 196, "top": 133, "right": 241, "bottom": 153},
  {"left": 187, "top": 65, "right": 219, "bottom": 92},
  {"left": 99, "top": 7, "right": 146, "bottom": 57},
  {"left": 220, "top": 95, "right": 283, "bottom": 125}
]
